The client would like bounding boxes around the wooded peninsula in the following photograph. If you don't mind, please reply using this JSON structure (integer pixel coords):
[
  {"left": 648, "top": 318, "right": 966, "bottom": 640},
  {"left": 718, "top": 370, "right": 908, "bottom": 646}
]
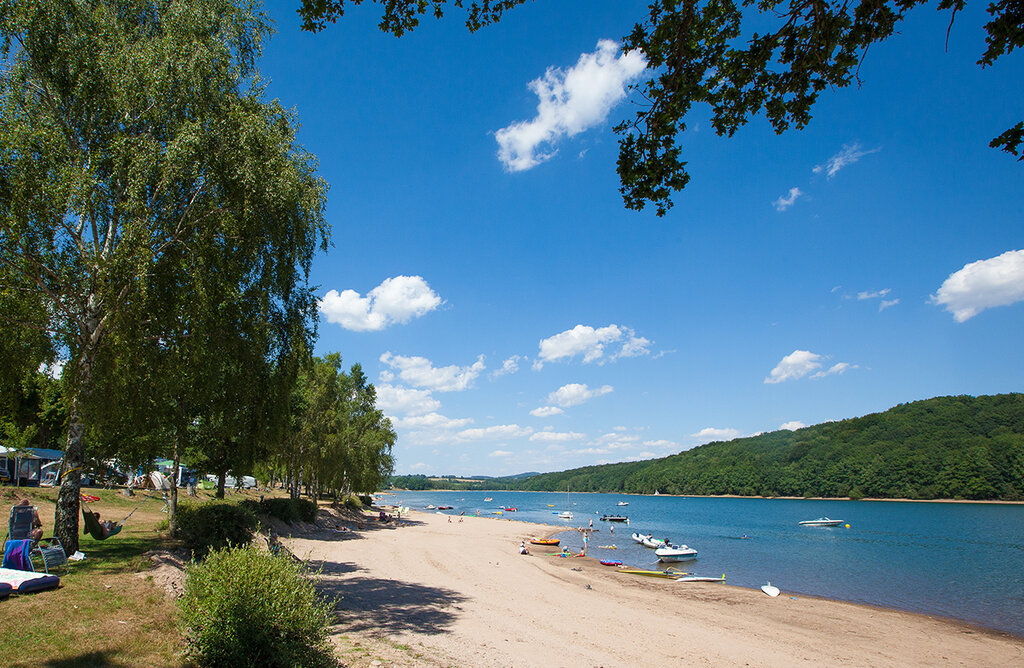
[{"left": 391, "top": 394, "right": 1024, "bottom": 501}]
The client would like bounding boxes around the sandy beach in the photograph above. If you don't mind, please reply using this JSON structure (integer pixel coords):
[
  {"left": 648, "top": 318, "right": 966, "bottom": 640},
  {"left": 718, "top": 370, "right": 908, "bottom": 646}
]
[{"left": 286, "top": 509, "right": 1024, "bottom": 667}]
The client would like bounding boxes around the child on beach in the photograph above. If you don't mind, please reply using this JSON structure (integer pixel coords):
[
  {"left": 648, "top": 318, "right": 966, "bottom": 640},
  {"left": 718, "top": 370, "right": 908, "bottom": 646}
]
[{"left": 519, "top": 541, "right": 529, "bottom": 555}]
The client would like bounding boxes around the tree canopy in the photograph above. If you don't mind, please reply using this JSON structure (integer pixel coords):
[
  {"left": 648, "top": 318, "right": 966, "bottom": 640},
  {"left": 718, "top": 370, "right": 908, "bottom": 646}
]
[
  {"left": 0, "top": 0, "right": 328, "bottom": 551},
  {"left": 297, "top": 0, "right": 1024, "bottom": 215}
]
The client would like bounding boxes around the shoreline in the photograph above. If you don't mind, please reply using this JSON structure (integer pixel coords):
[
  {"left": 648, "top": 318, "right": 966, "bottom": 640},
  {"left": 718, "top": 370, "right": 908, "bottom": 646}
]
[
  {"left": 293, "top": 509, "right": 1024, "bottom": 667},
  {"left": 387, "top": 488, "right": 1024, "bottom": 504}
]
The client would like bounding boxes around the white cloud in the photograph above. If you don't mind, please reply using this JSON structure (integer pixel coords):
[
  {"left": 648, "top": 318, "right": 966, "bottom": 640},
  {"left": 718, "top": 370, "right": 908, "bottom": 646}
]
[
  {"left": 780, "top": 421, "right": 806, "bottom": 431},
  {"left": 457, "top": 424, "right": 534, "bottom": 441},
  {"left": 813, "top": 142, "right": 881, "bottom": 179},
  {"left": 764, "top": 350, "right": 823, "bottom": 384},
  {"left": 380, "top": 352, "right": 485, "bottom": 392},
  {"left": 691, "top": 427, "right": 741, "bottom": 442},
  {"left": 773, "top": 187, "right": 803, "bottom": 211},
  {"left": 642, "top": 439, "right": 678, "bottom": 450},
  {"left": 496, "top": 40, "right": 647, "bottom": 172},
  {"left": 932, "top": 249, "right": 1024, "bottom": 322},
  {"left": 529, "top": 431, "right": 586, "bottom": 443},
  {"left": 375, "top": 384, "right": 440, "bottom": 416},
  {"left": 879, "top": 299, "right": 900, "bottom": 311},
  {"left": 489, "top": 450, "right": 514, "bottom": 458},
  {"left": 390, "top": 412, "right": 472, "bottom": 430},
  {"left": 547, "top": 383, "right": 613, "bottom": 408},
  {"left": 810, "top": 362, "right": 856, "bottom": 379},
  {"left": 491, "top": 355, "right": 524, "bottom": 379},
  {"left": 530, "top": 406, "right": 565, "bottom": 417},
  {"left": 409, "top": 462, "right": 429, "bottom": 471},
  {"left": 319, "top": 275, "right": 442, "bottom": 331},
  {"left": 535, "top": 324, "right": 650, "bottom": 368},
  {"left": 857, "top": 288, "right": 891, "bottom": 300}
]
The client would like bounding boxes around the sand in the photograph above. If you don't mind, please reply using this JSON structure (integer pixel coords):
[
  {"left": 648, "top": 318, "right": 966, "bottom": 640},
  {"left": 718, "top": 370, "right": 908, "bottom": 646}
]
[{"left": 286, "top": 510, "right": 1024, "bottom": 667}]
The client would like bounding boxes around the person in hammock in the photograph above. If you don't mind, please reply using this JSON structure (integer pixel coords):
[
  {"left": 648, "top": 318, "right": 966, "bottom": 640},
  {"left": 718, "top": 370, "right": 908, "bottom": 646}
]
[{"left": 90, "top": 511, "right": 118, "bottom": 539}]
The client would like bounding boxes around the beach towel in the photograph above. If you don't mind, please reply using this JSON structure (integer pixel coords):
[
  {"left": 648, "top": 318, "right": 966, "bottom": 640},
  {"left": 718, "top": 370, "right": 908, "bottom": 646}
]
[{"left": 2, "top": 539, "right": 34, "bottom": 571}]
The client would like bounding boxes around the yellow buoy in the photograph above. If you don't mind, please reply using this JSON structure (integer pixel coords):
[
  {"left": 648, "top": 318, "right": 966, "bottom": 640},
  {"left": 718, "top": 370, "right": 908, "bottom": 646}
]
[{"left": 845, "top": 523, "right": 850, "bottom": 528}]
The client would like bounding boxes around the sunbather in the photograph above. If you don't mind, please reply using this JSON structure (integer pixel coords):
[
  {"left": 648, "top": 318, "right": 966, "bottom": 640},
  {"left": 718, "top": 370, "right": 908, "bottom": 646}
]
[{"left": 90, "top": 511, "right": 117, "bottom": 539}]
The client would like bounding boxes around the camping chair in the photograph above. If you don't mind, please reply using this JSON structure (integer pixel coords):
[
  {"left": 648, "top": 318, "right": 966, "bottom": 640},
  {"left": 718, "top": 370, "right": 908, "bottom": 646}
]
[
  {"left": 4, "top": 505, "right": 68, "bottom": 575},
  {"left": 82, "top": 507, "right": 123, "bottom": 540},
  {"left": 8, "top": 504, "right": 37, "bottom": 541}
]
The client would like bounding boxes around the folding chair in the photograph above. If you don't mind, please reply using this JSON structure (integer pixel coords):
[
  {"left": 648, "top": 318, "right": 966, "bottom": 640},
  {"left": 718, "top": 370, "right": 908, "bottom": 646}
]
[{"left": 4, "top": 504, "right": 68, "bottom": 575}]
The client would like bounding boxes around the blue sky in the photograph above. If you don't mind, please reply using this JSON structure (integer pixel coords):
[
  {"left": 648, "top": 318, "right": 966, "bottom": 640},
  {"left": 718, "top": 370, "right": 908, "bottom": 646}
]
[{"left": 258, "top": 1, "right": 1024, "bottom": 476}]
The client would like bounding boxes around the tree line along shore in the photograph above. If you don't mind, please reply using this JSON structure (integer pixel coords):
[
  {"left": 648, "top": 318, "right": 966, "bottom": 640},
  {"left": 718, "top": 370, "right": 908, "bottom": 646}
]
[{"left": 392, "top": 394, "right": 1024, "bottom": 501}]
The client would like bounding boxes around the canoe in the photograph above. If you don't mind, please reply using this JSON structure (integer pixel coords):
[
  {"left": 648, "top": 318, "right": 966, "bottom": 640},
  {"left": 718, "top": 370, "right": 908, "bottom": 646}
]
[
  {"left": 529, "top": 538, "right": 560, "bottom": 546},
  {"left": 617, "top": 568, "right": 690, "bottom": 579}
]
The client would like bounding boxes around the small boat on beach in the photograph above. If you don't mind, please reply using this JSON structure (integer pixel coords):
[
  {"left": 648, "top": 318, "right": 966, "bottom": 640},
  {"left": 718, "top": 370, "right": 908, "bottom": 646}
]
[
  {"left": 599, "top": 559, "right": 623, "bottom": 566},
  {"left": 655, "top": 544, "right": 698, "bottom": 562},
  {"left": 676, "top": 575, "right": 725, "bottom": 583},
  {"left": 761, "top": 582, "right": 781, "bottom": 597},
  {"left": 618, "top": 568, "right": 690, "bottom": 579},
  {"left": 599, "top": 514, "right": 628, "bottom": 522},
  {"left": 530, "top": 538, "right": 559, "bottom": 546},
  {"left": 799, "top": 517, "right": 844, "bottom": 527}
]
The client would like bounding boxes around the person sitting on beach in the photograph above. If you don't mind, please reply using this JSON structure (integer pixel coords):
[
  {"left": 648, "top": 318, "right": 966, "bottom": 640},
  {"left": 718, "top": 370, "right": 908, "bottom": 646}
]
[
  {"left": 560, "top": 546, "right": 570, "bottom": 557},
  {"left": 18, "top": 499, "right": 44, "bottom": 542},
  {"left": 519, "top": 540, "right": 529, "bottom": 555}
]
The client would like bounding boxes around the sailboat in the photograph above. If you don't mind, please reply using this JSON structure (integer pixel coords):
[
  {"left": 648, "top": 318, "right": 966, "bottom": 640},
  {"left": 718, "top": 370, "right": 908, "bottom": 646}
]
[{"left": 558, "top": 484, "right": 573, "bottom": 520}]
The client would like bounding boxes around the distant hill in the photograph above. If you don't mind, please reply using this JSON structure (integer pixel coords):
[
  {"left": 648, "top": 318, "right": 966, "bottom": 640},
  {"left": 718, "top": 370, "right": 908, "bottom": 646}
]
[{"left": 390, "top": 394, "right": 1024, "bottom": 501}]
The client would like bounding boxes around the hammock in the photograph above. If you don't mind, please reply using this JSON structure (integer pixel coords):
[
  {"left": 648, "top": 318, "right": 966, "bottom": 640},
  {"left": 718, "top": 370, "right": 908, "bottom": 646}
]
[{"left": 82, "top": 507, "right": 123, "bottom": 541}]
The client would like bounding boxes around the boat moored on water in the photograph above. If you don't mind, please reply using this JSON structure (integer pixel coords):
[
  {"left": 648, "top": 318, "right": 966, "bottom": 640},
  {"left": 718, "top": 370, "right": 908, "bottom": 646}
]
[
  {"left": 632, "top": 532, "right": 667, "bottom": 548},
  {"left": 558, "top": 510, "right": 574, "bottom": 520},
  {"left": 600, "top": 514, "right": 628, "bottom": 522},
  {"left": 617, "top": 501, "right": 629, "bottom": 506},
  {"left": 655, "top": 544, "right": 698, "bottom": 562},
  {"left": 799, "top": 517, "right": 845, "bottom": 527}
]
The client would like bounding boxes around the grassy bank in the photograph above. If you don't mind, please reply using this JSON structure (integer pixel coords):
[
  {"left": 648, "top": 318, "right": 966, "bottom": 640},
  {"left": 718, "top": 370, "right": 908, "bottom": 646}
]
[{"left": 1, "top": 486, "right": 258, "bottom": 667}]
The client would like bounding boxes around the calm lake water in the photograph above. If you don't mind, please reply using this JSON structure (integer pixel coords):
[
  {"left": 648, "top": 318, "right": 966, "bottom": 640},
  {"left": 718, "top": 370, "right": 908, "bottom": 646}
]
[{"left": 384, "top": 490, "right": 1024, "bottom": 637}]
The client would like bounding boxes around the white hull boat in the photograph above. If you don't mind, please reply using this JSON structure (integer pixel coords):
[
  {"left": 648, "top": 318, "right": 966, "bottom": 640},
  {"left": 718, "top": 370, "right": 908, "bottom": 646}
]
[
  {"left": 799, "top": 517, "right": 844, "bottom": 527},
  {"left": 655, "top": 545, "right": 698, "bottom": 562},
  {"left": 558, "top": 511, "right": 574, "bottom": 520}
]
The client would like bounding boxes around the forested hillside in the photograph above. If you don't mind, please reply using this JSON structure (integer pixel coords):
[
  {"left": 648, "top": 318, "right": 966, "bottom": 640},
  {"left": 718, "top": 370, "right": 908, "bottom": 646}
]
[{"left": 391, "top": 395, "right": 1024, "bottom": 500}]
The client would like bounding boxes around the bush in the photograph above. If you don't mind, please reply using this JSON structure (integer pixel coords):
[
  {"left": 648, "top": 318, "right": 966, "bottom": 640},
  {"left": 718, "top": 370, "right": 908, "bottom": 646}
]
[
  {"left": 242, "top": 497, "right": 319, "bottom": 524},
  {"left": 174, "top": 502, "right": 259, "bottom": 559},
  {"left": 357, "top": 494, "right": 373, "bottom": 507},
  {"left": 344, "top": 495, "right": 362, "bottom": 510},
  {"left": 178, "top": 544, "right": 336, "bottom": 667}
]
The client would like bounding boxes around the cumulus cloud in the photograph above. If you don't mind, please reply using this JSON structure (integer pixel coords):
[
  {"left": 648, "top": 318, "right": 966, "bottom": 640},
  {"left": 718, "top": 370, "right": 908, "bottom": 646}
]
[
  {"left": 496, "top": 40, "right": 647, "bottom": 172},
  {"left": 547, "top": 383, "right": 613, "bottom": 408},
  {"left": 375, "top": 384, "right": 441, "bottom": 416},
  {"left": 319, "top": 275, "right": 442, "bottom": 331},
  {"left": 529, "top": 431, "right": 586, "bottom": 443},
  {"left": 765, "top": 351, "right": 857, "bottom": 384},
  {"left": 691, "top": 427, "right": 741, "bottom": 442},
  {"left": 530, "top": 406, "right": 565, "bottom": 417},
  {"left": 456, "top": 424, "right": 533, "bottom": 441},
  {"left": 491, "top": 355, "right": 524, "bottom": 379},
  {"left": 932, "top": 249, "right": 1024, "bottom": 322},
  {"left": 380, "top": 352, "right": 485, "bottom": 392},
  {"left": 489, "top": 450, "right": 514, "bottom": 458},
  {"left": 813, "top": 142, "right": 881, "bottom": 179},
  {"left": 535, "top": 324, "right": 650, "bottom": 368},
  {"left": 879, "top": 299, "right": 900, "bottom": 311},
  {"left": 390, "top": 413, "right": 472, "bottom": 430},
  {"left": 773, "top": 187, "right": 803, "bottom": 211},
  {"left": 780, "top": 421, "right": 806, "bottom": 431}
]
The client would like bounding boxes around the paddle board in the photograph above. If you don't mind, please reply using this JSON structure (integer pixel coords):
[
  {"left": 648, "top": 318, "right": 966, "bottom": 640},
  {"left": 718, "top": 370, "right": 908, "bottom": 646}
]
[
  {"left": 676, "top": 575, "right": 725, "bottom": 582},
  {"left": 617, "top": 568, "right": 690, "bottom": 579},
  {"left": 761, "top": 582, "right": 780, "bottom": 597}
]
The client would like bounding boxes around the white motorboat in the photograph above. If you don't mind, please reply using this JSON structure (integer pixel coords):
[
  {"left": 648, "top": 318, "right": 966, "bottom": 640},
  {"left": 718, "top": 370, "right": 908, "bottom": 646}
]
[
  {"left": 656, "top": 544, "right": 698, "bottom": 562},
  {"left": 617, "top": 501, "right": 629, "bottom": 506},
  {"left": 798, "top": 517, "right": 844, "bottom": 527},
  {"left": 558, "top": 510, "right": 574, "bottom": 520}
]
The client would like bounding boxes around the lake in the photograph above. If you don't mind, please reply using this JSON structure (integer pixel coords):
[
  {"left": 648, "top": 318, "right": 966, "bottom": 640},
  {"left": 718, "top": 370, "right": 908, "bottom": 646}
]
[{"left": 383, "top": 490, "right": 1024, "bottom": 637}]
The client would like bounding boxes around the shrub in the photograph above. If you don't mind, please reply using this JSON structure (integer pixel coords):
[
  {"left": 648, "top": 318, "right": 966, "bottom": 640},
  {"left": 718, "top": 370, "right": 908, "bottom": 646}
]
[
  {"left": 344, "top": 495, "right": 362, "bottom": 510},
  {"left": 174, "top": 502, "right": 259, "bottom": 559},
  {"left": 178, "top": 544, "right": 336, "bottom": 667},
  {"left": 357, "top": 494, "right": 373, "bottom": 507}
]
